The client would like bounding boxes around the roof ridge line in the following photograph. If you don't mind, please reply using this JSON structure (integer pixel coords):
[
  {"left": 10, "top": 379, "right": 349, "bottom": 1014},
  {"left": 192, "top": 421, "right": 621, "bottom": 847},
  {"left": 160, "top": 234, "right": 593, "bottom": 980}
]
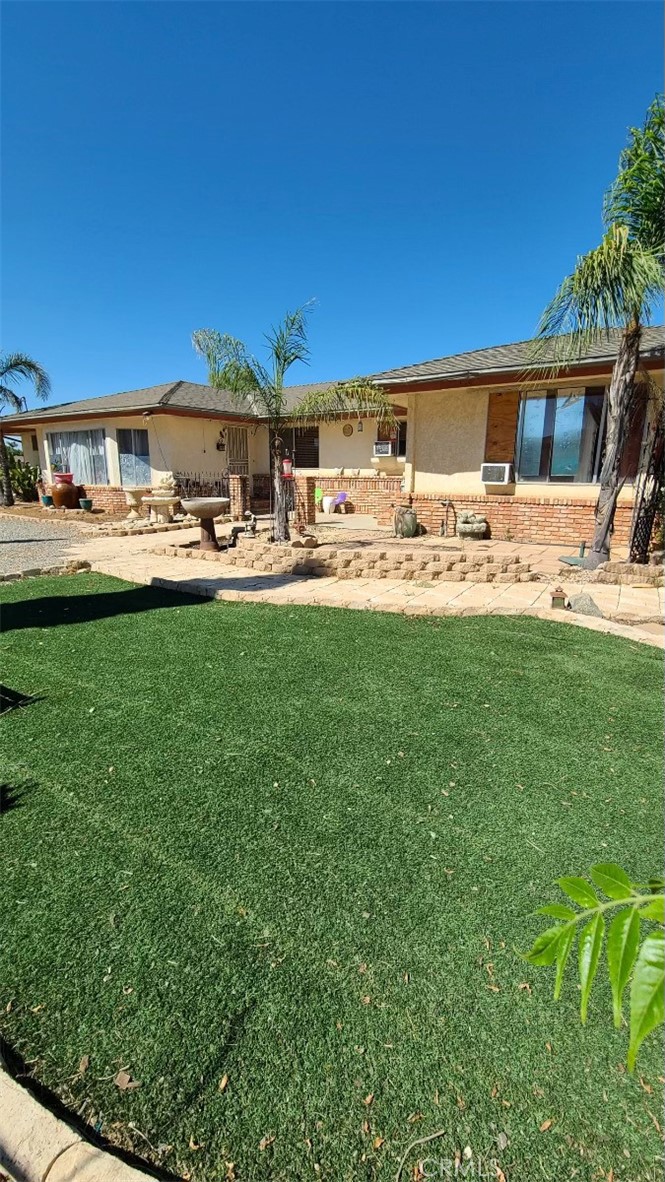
[{"left": 160, "top": 380, "right": 185, "bottom": 406}]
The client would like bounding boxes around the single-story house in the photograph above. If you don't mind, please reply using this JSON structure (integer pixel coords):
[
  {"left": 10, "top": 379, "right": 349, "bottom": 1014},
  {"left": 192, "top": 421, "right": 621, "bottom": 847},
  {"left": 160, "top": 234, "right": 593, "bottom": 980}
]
[{"left": 3, "top": 325, "right": 662, "bottom": 545}]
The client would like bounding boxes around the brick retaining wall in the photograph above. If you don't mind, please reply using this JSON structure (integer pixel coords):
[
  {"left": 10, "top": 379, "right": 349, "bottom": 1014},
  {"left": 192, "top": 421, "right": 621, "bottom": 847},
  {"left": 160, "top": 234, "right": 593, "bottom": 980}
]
[
  {"left": 288, "top": 476, "right": 638, "bottom": 547},
  {"left": 78, "top": 485, "right": 129, "bottom": 513},
  {"left": 398, "top": 494, "right": 635, "bottom": 547}
]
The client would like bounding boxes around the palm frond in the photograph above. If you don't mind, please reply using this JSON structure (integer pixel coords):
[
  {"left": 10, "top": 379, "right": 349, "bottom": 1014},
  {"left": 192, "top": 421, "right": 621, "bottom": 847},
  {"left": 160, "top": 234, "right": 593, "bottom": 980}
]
[
  {"left": 526, "top": 226, "right": 663, "bottom": 377},
  {"left": 265, "top": 302, "right": 314, "bottom": 389},
  {"left": 0, "top": 352, "right": 51, "bottom": 404},
  {"left": 292, "top": 378, "right": 397, "bottom": 426},
  {"left": 191, "top": 329, "right": 262, "bottom": 406},
  {"left": 603, "top": 94, "right": 665, "bottom": 257}
]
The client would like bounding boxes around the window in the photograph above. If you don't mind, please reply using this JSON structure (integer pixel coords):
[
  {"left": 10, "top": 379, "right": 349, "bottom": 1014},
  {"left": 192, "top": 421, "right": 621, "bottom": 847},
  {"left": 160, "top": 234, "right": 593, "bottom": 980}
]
[
  {"left": 31, "top": 434, "right": 38, "bottom": 452},
  {"left": 117, "top": 428, "right": 151, "bottom": 486},
  {"left": 274, "top": 426, "right": 320, "bottom": 468},
  {"left": 516, "top": 388, "right": 605, "bottom": 483},
  {"left": 377, "top": 419, "right": 407, "bottom": 454},
  {"left": 47, "top": 430, "right": 108, "bottom": 484}
]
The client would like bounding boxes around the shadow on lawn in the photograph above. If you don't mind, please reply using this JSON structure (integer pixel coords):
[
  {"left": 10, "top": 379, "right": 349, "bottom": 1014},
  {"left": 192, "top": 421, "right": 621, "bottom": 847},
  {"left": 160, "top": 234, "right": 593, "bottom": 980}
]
[
  {"left": 0, "top": 1039, "right": 180, "bottom": 1181},
  {"left": 0, "top": 782, "right": 36, "bottom": 815},
  {"left": 0, "top": 584, "right": 207, "bottom": 633},
  {"left": 1, "top": 573, "right": 314, "bottom": 632}
]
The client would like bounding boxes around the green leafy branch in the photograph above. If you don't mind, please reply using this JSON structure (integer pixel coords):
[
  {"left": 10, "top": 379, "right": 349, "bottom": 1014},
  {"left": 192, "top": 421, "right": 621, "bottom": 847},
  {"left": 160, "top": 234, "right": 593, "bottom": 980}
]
[{"left": 522, "top": 863, "right": 664, "bottom": 1071}]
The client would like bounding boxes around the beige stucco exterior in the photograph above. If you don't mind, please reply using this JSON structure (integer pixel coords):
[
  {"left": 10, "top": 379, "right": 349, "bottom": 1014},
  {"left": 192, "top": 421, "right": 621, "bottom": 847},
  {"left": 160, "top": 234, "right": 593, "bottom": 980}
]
[
  {"left": 400, "top": 371, "right": 661, "bottom": 503},
  {"left": 295, "top": 418, "right": 406, "bottom": 477},
  {"left": 20, "top": 414, "right": 270, "bottom": 487},
  {"left": 12, "top": 361, "right": 662, "bottom": 504},
  {"left": 403, "top": 388, "right": 490, "bottom": 494}
]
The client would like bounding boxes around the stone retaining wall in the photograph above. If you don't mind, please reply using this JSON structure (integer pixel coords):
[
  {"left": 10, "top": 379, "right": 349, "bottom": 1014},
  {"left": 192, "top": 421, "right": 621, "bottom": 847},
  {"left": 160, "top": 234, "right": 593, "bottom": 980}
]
[{"left": 156, "top": 542, "right": 539, "bottom": 583}]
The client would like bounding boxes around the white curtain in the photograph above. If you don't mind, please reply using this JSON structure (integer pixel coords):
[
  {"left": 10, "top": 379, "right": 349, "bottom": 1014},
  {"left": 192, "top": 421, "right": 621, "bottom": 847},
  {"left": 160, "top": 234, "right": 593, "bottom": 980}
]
[{"left": 47, "top": 430, "right": 108, "bottom": 484}]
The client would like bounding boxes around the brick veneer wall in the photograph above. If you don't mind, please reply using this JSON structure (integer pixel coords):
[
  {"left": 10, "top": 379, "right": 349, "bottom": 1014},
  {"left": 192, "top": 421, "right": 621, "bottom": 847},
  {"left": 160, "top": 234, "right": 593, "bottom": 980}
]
[
  {"left": 293, "top": 475, "right": 402, "bottom": 525},
  {"left": 294, "top": 476, "right": 637, "bottom": 547},
  {"left": 228, "top": 474, "right": 250, "bottom": 520},
  {"left": 78, "top": 485, "right": 129, "bottom": 513},
  {"left": 395, "top": 494, "right": 635, "bottom": 547}
]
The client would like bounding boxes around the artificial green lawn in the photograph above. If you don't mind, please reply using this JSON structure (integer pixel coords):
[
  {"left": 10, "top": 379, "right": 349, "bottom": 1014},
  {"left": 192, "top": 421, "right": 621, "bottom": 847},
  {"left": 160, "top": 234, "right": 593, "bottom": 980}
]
[{"left": 1, "top": 574, "right": 663, "bottom": 1181}]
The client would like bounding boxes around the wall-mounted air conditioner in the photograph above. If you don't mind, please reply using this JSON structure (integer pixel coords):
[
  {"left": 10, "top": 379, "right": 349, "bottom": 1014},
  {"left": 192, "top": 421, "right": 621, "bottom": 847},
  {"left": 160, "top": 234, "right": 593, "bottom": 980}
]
[
  {"left": 480, "top": 462, "right": 514, "bottom": 485},
  {"left": 373, "top": 441, "right": 394, "bottom": 457}
]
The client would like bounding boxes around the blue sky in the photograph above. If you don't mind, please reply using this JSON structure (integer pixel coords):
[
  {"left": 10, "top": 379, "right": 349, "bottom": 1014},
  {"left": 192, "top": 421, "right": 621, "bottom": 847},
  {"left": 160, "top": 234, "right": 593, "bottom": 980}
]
[{"left": 2, "top": 1, "right": 662, "bottom": 408}]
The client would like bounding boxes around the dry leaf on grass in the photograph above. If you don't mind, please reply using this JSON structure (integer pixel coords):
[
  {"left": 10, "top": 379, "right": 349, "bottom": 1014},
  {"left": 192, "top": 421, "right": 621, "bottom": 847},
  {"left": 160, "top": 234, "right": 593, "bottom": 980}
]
[
  {"left": 363, "top": 1093, "right": 374, "bottom": 1107},
  {"left": 218, "top": 1073, "right": 229, "bottom": 1093},
  {"left": 188, "top": 1135, "right": 203, "bottom": 1151},
  {"left": 259, "top": 1134, "right": 275, "bottom": 1151},
  {"left": 495, "top": 1167, "right": 506, "bottom": 1182},
  {"left": 114, "top": 1070, "right": 140, "bottom": 1091},
  {"left": 372, "top": 1136, "right": 385, "bottom": 1149},
  {"left": 539, "top": 1119, "right": 553, "bottom": 1132},
  {"left": 78, "top": 1055, "right": 90, "bottom": 1074}
]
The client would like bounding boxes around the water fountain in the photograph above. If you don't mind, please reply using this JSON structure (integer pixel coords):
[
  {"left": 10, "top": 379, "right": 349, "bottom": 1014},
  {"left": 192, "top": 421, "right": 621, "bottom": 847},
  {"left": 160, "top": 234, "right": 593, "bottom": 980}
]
[{"left": 142, "top": 474, "right": 181, "bottom": 523}]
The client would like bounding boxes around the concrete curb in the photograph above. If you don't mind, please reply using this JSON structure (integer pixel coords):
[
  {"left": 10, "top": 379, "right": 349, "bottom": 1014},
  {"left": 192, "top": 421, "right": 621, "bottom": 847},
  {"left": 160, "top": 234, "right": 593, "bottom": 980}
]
[{"left": 0, "top": 1067, "right": 152, "bottom": 1182}]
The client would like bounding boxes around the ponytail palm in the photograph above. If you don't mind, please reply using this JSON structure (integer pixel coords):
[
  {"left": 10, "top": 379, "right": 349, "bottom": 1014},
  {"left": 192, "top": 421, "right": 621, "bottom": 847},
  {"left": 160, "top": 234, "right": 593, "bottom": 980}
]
[
  {"left": 532, "top": 96, "right": 664, "bottom": 567},
  {"left": 0, "top": 352, "right": 51, "bottom": 506}
]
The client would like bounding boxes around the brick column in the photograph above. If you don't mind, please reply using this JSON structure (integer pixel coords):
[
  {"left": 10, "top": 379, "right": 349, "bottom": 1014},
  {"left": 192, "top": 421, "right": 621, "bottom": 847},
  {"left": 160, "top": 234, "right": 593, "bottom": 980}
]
[
  {"left": 293, "top": 475, "right": 316, "bottom": 530},
  {"left": 228, "top": 474, "right": 249, "bottom": 520}
]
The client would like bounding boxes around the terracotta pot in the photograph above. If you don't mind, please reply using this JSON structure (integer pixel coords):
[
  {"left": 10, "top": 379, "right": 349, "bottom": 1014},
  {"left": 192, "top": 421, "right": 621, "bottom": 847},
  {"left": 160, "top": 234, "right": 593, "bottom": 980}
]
[
  {"left": 53, "top": 472, "right": 74, "bottom": 484},
  {"left": 50, "top": 481, "right": 79, "bottom": 509}
]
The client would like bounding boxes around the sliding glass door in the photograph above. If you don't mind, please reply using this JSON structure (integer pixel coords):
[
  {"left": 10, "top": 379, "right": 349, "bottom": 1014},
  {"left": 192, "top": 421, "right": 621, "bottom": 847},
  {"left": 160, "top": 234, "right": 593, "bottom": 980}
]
[{"left": 117, "top": 428, "right": 151, "bottom": 486}]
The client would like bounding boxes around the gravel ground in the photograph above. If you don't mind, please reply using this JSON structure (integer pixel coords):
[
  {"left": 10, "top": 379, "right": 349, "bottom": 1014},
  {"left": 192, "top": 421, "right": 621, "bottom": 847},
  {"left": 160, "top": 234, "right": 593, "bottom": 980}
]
[{"left": 0, "top": 514, "right": 86, "bottom": 575}]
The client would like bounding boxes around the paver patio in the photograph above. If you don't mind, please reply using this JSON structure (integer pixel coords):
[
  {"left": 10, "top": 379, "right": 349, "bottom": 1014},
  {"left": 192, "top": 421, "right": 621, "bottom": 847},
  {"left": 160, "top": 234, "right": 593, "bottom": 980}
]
[{"left": 51, "top": 527, "right": 661, "bottom": 646}]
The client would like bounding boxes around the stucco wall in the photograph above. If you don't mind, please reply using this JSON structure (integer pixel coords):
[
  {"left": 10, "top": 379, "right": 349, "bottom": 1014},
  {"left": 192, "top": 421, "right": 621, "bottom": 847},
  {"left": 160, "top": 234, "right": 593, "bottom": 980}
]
[
  {"left": 405, "top": 383, "right": 639, "bottom": 504},
  {"left": 294, "top": 418, "right": 405, "bottom": 476},
  {"left": 407, "top": 388, "right": 489, "bottom": 494},
  {"left": 147, "top": 416, "right": 269, "bottom": 481},
  {"left": 30, "top": 413, "right": 270, "bottom": 487}
]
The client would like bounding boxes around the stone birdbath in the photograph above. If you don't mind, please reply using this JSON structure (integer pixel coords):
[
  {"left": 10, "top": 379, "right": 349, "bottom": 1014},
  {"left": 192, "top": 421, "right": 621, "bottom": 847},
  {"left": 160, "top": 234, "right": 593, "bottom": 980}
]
[{"left": 180, "top": 497, "right": 230, "bottom": 551}]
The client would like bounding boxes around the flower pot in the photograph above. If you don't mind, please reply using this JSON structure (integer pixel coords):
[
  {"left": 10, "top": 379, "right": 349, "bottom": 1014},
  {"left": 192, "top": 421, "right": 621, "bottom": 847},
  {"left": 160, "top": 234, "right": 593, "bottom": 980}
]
[
  {"left": 53, "top": 472, "right": 74, "bottom": 484},
  {"left": 79, "top": 498, "right": 93, "bottom": 511},
  {"left": 41, "top": 495, "right": 53, "bottom": 507},
  {"left": 50, "top": 481, "right": 79, "bottom": 509}
]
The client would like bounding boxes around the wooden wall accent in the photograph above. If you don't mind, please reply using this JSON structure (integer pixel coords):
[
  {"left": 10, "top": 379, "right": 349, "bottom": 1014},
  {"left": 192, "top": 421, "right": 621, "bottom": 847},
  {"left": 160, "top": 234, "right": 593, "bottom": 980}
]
[{"left": 484, "top": 390, "right": 520, "bottom": 463}]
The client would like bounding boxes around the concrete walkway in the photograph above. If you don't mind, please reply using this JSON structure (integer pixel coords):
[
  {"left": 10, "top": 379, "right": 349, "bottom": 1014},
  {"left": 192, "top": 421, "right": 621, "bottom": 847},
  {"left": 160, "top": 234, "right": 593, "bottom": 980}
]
[
  {"left": 53, "top": 526, "right": 663, "bottom": 648},
  {"left": 0, "top": 1066, "right": 151, "bottom": 1182}
]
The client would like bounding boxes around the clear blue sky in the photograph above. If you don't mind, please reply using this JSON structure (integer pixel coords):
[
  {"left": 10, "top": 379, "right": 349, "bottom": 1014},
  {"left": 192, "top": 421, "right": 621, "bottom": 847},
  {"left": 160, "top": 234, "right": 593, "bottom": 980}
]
[{"left": 2, "top": 1, "right": 662, "bottom": 408}]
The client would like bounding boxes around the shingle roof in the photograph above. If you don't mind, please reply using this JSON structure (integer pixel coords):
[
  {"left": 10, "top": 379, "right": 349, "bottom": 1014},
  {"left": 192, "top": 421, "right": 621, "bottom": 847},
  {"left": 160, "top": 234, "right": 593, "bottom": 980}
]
[
  {"left": 0, "top": 380, "right": 250, "bottom": 425},
  {"left": 3, "top": 326, "right": 663, "bottom": 426},
  {"left": 370, "top": 325, "right": 665, "bottom": 384}
]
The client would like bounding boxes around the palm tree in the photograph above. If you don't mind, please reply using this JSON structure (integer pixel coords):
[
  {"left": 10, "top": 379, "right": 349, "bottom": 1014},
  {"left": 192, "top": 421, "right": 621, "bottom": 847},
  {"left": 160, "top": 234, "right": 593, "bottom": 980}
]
[
  {"left": 193, "top": 304, "right": 394, "bottom": 542},
  {"left": 0, "top": 352, "right": 51, "bottom": 507},
  {"left": 532, "top": 96, "right": 664, "bottom": 568}
]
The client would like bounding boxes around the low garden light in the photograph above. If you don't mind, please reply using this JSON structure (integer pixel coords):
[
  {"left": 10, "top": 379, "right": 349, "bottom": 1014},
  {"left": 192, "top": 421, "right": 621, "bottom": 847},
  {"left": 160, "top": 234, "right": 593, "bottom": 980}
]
[{"left": 551, "top": 586, "right": 567, "bottom": 610}]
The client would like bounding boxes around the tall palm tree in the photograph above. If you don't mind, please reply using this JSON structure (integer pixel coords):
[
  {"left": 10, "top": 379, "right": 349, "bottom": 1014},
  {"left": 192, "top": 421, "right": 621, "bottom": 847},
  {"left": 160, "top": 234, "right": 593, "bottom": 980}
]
[
  {"left": 193, "top": 304, "right": 394, "bottom": 542},
  {"left": 532, "top": 96, "right": 664, "bottom": 568},
  {"left": 0, "top": 352, "right": 51, "bottom": 507}
]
